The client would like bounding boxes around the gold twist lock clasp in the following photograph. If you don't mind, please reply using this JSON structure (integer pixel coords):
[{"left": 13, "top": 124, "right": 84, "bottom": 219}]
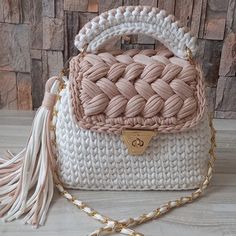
[{"left": 122, "top": 129, "right": 155, "bottom": 155}]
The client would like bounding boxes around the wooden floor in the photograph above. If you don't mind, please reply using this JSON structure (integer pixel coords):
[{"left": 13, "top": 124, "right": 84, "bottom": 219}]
[{"left": 0, "top": 110, "right": 236, "bottom": 236}]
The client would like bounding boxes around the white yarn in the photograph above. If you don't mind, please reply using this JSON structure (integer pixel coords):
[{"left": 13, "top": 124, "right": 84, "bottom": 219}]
[
  {"left": 74, "top": 6, "right": 197, "bottom": 59},
  {"left": 53, "top": 83, "right": 211, "bottom": 190},
  {"left": 0, "top": 79, "right": 61, "bottom": 226}
]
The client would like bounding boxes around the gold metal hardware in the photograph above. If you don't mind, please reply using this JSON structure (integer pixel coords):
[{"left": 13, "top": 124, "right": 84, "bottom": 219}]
[
  {"left": 79, "top": 44, "right": 88, "bottom": 58},
  {"left": 132, "top": 233, "right": 144, "bottom": 236},
  {"left": 186, "top": 47, "right": 194, "bottom": 65},
  {"left": 122, "top": 35, "right": 131, "bottom": 43},
  {"left": 59, "top": 56, "right": 73, "bottom": 80},
  {"left": 122, "top": 129, "right": 155, "bottom": 155}
]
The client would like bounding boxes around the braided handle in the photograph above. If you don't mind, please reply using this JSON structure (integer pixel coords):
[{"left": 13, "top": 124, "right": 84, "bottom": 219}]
[{"left": 74, "top": 6, "right": 197, "bottom": 59}]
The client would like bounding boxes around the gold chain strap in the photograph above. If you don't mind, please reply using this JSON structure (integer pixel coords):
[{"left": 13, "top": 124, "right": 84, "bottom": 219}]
[{"left": 51, "top": 79, "right": 216, "bottom": 236}]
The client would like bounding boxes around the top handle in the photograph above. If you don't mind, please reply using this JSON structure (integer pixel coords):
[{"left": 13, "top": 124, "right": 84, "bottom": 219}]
[{"left": 74, "top": 6, "right": 197, "bottom": 59}]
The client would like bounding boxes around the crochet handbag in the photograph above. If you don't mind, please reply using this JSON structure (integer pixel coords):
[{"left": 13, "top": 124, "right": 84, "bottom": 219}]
[{"left": 0, "top": 6, "right": 216, "bottom": 236}]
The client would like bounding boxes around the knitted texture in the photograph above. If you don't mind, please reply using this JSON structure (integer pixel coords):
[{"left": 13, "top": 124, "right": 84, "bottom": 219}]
[
  {"left": 69, "top": 48, "right": 205, "bottom": 135},
  {"left": 53, "top": 82, "right": 211, "bottom": 190},
  {"left": 74, "top": 6, "right": 197, "bottom": 59}
]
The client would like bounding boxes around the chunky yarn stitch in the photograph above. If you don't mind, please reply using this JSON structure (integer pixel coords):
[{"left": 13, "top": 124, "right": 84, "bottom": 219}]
[
  {"left": 69, "top": 49, "right": 205, "bottom": 134},
  {"left": 74, "top": 6, "right": 197, "bottom": 59},
  {"left": 53, "top": 82, "right": 211, "bottom": 190}
]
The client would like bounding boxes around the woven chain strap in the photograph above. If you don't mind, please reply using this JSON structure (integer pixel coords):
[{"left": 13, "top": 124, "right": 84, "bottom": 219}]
[{"left": 51, "top": 79, "right": 216, "bottom": 236}]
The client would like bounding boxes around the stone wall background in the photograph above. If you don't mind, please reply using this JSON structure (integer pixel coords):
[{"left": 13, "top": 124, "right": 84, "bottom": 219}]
[{"left": 0, "top": 0, "right": 235, "bottom": 118}]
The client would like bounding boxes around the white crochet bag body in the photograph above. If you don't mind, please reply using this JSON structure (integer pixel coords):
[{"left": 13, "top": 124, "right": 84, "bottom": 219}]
[{"left": 0, "top": 6, "right": 216, "bottom": 236}]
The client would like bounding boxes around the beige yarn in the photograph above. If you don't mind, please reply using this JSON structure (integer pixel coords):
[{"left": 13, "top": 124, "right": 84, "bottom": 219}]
[{"left": 70, "top": 49, "right": 205, "bottom": 134}]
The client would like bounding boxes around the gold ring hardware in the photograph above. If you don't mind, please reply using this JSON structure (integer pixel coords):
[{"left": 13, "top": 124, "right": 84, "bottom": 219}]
[
  {"left": 113, "top": 221, "right": 124, "bottom": 233},
  {"left": 186, "top": 47, "right": 194, "bottom": 65},
  {"left": 60, "top": 57, "right": 73, "bottom": 79},
  {"left": 121, "top": 35, "right": 131, "bottom": 44},
  {"left": 79, "top": 44, "right": 88, "bottom": 58}
]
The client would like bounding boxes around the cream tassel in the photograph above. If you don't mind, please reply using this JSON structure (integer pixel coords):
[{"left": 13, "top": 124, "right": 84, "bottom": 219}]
[{"left": 0, "top": 77, "right": 60, "bottom": 227}]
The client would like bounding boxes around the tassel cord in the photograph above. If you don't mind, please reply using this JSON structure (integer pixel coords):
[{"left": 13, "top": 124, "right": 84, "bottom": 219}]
[{"left": 0, "top": 76, "right": 62, "bottom": 227}]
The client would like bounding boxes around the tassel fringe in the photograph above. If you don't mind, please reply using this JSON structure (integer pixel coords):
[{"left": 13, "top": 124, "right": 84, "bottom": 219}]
[{"left": 0, "top": 77, "right": 60, "bottom": 227}]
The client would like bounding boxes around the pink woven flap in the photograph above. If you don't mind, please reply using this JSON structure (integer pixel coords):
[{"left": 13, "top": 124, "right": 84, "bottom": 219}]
[{"left": 69, "top": 49, "right": 205, "bottom": 134}]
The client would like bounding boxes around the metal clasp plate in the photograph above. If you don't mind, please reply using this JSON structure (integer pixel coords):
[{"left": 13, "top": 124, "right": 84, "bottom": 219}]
[{"left": 121, "top": 129, "right": 155, "bottom": 155}]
